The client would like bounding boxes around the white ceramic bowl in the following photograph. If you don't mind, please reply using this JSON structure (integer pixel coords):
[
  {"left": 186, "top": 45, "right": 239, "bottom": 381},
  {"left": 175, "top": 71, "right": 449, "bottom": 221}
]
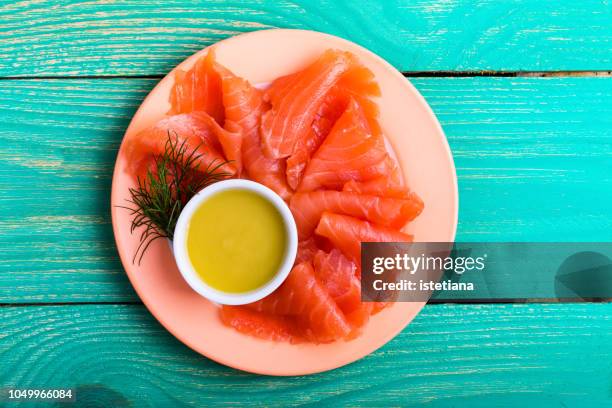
[{"left": 173, "top": 179, "right": 298, "bottom": 305}]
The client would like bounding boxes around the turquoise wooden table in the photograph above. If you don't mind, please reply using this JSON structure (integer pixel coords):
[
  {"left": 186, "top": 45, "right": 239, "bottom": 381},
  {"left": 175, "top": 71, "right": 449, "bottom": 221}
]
[{"left": 1, "top": 1, "right": 611, "bottom": 406}]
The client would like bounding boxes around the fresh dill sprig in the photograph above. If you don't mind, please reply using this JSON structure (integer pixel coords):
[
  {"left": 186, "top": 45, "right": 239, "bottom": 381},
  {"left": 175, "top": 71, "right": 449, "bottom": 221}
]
[{"left": 119, "top": 131, "right": 231, "bottom": 264}]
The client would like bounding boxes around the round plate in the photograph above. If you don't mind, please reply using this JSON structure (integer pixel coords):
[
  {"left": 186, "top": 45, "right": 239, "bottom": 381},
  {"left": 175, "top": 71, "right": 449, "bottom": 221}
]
[{"left": 111, "top": 29, "right": 458, "bottom": 376}]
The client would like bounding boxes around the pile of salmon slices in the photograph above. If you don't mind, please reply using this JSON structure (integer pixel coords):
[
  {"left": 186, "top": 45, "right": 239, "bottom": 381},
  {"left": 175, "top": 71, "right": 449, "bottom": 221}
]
[{"left": 125, "top": 48, "right": 424, "bottom": 343}]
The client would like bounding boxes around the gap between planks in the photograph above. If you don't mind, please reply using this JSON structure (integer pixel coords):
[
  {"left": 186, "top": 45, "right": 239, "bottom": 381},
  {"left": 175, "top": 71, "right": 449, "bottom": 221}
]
[
  {"left": 1, "top": 298, "right": 611, "bottom": 307},
  {"left": 0, "top": 71, "right": 610, "bottom": 81}
]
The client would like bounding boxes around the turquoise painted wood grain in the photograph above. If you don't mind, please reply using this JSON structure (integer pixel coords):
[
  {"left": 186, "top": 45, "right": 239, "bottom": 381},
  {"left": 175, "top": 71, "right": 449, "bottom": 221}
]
[
  {"left": 1, "top": 0, "right": 611, "bottom": 76},
  {"left": 0, "top": 79, "right": 148, "bottom": 302},
  {"left": 0, "top": 2, "right": 610, "bottom": 406},
  {"left": 419, "top": 77, "right": 612, "bottom": 242},
  {"left": 1, "top": 77, "right": 611, "bottom": 302},
  {"left": 1, "top": 303, "right": 611, "bottom": 406}
]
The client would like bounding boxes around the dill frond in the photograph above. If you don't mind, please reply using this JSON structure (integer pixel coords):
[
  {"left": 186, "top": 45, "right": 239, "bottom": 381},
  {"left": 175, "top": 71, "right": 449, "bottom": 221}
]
[{"left": 119, "top": 131, "right": 232, "bottom": 264}]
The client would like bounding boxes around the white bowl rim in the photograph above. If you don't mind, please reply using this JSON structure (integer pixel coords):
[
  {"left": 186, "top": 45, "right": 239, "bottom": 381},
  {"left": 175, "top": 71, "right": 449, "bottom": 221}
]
[{"left": 172, "top": 179, "right": 298, "bottom": 305}]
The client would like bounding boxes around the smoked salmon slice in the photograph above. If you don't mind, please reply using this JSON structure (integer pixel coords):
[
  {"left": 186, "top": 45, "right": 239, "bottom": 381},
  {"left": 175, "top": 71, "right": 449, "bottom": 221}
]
[
  {"left": 344, "top": 303, "right": 373, "bottom": 333},
  {"left": 318, "top": 62, "right": 382, "bottom": 137},
  {"left": 219, "top": 71, "right": 292, "bottom": 200},
  {"left": 290, "top": 190, "right": 424, "bottom": 239},
  {"left": 313, "top": 249, "right": 360, "bottom": 314},
  {"left": 247, "top": 261, "right": 351, "bottom": 342},
  {"left": 343, "top": 177, "right": 408, "bottom": 199},
  {"left": 313, "top": 249, "right": 381, "bottom": 337},
  {"left": 169, "top": 49, "right": 225, "bottom": 125},
  {"left": 169, "top": 50, "right": 243, "bottom": 172},
  {"left": 299, "top": 99, "right": 393, "bottom": 192},
  {"left": 201, "top": 62, "right": 246, "bottom": 174},
  {"left": 219, "top": 306, "right": 301, "bottom": 343},
  {"left": 260, "top": 49, "right": 354, "bottom": 159},
  {"left": 342, "top": 159, "right": 411, "bottom": 198},
  {"left": 296, "top": 237, "right": 318, "bottom": 263},
  {"left": 285, "top": 61, "right": 381, "bottom": 189},
  {"left": 124, "top": 112, "right": 236, "bottom": 178},
  {"left": 315, "top": 212, "right": 413, "bottom": 264},
  {"left": 285, "top": 127, "right": 327, "bottom": 190}
]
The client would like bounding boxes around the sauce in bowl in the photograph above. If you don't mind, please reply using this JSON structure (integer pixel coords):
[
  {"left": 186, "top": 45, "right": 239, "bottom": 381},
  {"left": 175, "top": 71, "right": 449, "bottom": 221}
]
[
  {"left": 187, "top": 189, "right": 287, "bottom": 293},
  {"left": 173, "top": 179, "right": 297, "bottom": 305}
]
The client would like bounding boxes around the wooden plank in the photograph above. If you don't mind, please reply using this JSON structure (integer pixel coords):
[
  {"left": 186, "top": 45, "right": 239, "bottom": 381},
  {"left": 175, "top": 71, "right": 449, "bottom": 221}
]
[
  {"left": 0, "top": 79, "right": 149, "bottom": 302},
  {"left": 1, "top": 77, "right": 611, "bottom": 302},
  {"left": 416, "top": 77, "right": 612, "bottom": 241},
  {"left": 0, "top": 0, "right": 610, "bottom": 76},
  {"left": 1, "top": 303, "right": 610, "bottom": 405}
]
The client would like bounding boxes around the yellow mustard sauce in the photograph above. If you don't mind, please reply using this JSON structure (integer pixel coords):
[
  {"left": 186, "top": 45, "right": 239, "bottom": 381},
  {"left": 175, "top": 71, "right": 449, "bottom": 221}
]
[{"left": 186, "top": 189, "right": 286, "bottom": 293}]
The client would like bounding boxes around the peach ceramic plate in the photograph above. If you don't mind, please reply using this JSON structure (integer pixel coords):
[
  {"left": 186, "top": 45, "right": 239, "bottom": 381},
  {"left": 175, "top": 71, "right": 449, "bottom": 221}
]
[{"left": 111, "top": 29, "right": 458, "bottom": 376}]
